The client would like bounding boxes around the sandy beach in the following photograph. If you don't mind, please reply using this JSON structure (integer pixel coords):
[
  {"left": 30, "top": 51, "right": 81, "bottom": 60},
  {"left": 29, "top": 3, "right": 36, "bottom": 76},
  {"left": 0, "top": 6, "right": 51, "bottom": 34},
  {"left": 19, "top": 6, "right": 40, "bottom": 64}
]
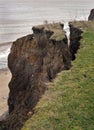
[{"left": 0, "top": 69, "right": 11, "bottom": 118}]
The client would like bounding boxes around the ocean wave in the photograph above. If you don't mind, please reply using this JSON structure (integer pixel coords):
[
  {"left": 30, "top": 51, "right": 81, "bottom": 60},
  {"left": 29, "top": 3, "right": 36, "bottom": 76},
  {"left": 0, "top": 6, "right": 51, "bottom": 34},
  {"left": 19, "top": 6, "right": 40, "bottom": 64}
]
[{"left": 0, "top": 47, "right": 10, "bottom": 69}]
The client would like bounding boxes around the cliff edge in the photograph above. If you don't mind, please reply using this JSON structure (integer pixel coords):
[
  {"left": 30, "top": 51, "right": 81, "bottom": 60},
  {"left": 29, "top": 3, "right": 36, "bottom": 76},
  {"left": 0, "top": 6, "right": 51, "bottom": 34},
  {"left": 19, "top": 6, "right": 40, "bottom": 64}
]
[
  {"left": 22, "top": 21, "right": 94, "bottom": 130},
  {"left": 0, "top": 23, "right": 71, "bottom": 130}
]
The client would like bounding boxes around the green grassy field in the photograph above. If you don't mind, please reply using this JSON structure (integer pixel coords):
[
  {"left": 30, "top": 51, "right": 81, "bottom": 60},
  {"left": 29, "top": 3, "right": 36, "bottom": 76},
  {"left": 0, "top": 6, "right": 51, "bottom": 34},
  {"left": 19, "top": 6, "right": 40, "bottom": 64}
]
[{"left": 22, "top": 21, "right": 94, "bottom": 130}]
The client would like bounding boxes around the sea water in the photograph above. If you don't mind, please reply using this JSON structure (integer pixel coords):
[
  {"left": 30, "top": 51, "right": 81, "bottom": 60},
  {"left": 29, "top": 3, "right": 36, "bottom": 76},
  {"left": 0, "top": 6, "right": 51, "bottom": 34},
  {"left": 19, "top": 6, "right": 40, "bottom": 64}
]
[{"left": 0, "top": 0, "right": 94, "bottom": 69}]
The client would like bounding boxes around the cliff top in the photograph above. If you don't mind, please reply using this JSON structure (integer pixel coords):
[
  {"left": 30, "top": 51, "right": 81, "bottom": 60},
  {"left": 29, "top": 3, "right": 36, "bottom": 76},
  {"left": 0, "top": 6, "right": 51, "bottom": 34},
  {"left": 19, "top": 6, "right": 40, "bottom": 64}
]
[
  {"left": 69, "top": 21, "right": 94, "bottom": 32},
  {"left": 33, "top": 23, "right": 65, "bottom": 41}
]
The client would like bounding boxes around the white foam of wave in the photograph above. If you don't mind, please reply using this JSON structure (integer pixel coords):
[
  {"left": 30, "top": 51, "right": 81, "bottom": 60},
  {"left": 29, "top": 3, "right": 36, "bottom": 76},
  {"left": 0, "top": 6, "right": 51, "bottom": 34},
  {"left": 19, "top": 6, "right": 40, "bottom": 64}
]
[
  {"left": 63, "top": 22, "right": 70, "bottom": 47},
  {"left": 0, "top": 48, "right": 10, "bottom": 58},
  {"left": 0, "top": 47, "right": 10, "bottom": 69}
]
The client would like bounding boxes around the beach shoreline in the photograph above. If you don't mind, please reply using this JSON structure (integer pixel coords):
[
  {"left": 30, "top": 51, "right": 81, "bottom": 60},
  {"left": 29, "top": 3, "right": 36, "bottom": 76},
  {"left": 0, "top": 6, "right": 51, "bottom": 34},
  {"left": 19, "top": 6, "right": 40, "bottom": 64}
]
[
  {"left": 0, "top": 42, "right": 12, "bottom": 70},
  {"left": 0, "top": 68, "right": 11, "bottom": 119}
]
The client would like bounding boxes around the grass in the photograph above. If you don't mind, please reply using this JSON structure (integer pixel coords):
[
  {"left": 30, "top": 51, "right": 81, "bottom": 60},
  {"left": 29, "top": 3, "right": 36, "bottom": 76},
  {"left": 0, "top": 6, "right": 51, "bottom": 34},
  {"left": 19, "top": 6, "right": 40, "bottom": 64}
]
[
  {"left": 22, "top": 21, "right": 94, "bottom": 130},
  {"left": 50, "top": 30, "right": 65, "bottom": 42}
]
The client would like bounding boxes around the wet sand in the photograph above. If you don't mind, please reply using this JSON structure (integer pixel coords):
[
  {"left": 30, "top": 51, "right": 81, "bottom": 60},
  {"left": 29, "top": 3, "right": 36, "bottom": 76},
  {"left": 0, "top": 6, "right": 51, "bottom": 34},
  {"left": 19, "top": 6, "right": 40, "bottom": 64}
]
[{"left": 0, "top": 69, "right": 11, "bottom": 118}]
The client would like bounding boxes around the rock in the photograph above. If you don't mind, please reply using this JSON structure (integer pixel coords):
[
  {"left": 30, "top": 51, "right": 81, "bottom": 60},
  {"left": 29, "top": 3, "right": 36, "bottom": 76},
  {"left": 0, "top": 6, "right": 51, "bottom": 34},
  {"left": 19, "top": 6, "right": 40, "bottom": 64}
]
[
  {"left": 0, "top": 23, "right": 71, "bottom": 130},
  {"left": 2, "top": 96, "right": 8, "bottom": 100},
  {"left": 88, "top": 9, "right": 94, "bottom": 21},
  {"left": 0, "top": 111, "right": 9, "bottom": 121}
]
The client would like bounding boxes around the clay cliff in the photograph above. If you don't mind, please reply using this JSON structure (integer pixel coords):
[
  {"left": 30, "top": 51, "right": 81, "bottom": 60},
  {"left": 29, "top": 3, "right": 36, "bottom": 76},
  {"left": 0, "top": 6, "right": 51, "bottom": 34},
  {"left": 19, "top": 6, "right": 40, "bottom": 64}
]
[
  {"left": 69, "top": 22, "right": 83, "bottom": 60},
  {"left": 0, "top": 23, "right": 71, "bottom": 130},
  {"left": 88, "top": 9, "right": 94, "bottom": 21}
]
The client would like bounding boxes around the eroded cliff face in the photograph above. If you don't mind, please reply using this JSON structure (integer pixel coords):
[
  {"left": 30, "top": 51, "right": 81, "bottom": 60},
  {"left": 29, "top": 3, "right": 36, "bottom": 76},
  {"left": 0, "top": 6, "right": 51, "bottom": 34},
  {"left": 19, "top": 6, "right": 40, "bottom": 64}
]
[
  {"left": 69, "top": 23, "right": 83, "bottom": 60},
  {"left": 0, "top": 23, "right": 71, "bottom": 130},
  {"left": 88, "top": 9, "right": 94, "bottom": 21}
]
